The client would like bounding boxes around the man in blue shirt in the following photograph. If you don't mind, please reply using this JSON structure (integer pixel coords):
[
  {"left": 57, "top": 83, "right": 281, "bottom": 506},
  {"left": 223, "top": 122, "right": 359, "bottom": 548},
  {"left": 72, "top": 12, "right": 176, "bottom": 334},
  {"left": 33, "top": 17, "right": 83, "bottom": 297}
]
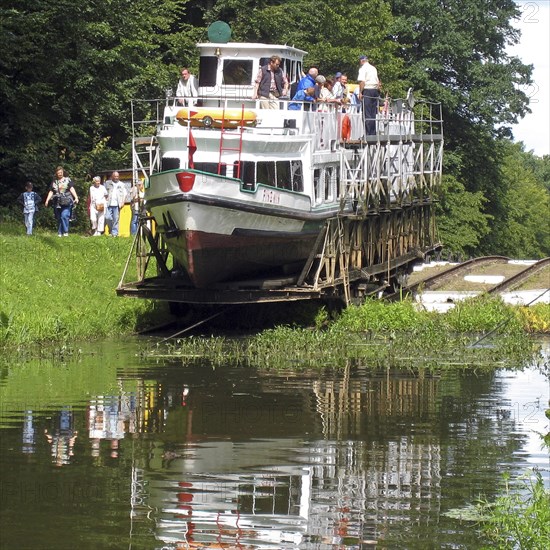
[
  {"left": 295, "top": 67, "right": 318, "bottom": 94},
  {"left": 288, "top": 87, "right": 316, "bottom": 110}
]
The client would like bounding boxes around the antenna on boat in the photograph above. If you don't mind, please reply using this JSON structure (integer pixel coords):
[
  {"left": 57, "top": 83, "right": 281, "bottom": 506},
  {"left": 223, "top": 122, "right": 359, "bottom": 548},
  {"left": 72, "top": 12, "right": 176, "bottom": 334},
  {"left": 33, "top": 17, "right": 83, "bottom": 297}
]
[{"left": 207, "top": 21, "right": 232, "bottom": 43}]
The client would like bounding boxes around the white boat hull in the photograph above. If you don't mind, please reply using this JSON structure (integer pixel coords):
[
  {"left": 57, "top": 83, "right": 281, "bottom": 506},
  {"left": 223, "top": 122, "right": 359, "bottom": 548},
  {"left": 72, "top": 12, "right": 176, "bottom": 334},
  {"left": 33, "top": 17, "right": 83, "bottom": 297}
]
[{"left": 147, "top": 170, "right": 338, "bottom": 287}]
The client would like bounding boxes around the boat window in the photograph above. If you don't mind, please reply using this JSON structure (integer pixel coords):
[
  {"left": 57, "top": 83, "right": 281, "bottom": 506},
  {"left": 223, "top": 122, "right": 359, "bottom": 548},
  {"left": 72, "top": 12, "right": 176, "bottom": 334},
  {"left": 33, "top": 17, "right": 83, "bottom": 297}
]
[
  {"left": 314, "top": 168, "right": 322, "bottom": 204},
  {"left": 290, "top": 161, "right": 303, "bottom": 192},
  {"left": 161, "top": 157, "right": 180, "bottom": 171},
  {"left": 198, "top": 57, "right": 218, "bottom": 87},
  {"left": 240, "top": 161, "right": 303, "bottom": 192},
  {"left": 276, "top": 161, "right": 291, "bottom": 190},
  {"left": 257, "top": 161, "right": 276, "bottom": 187},
  {"left": 223, "top": 59, "right": 253, "bottom": 85},
  {"left": 194, "top": 162, "right": 226, "bottom": 176},
  {"left": 260, "top": 57, "right": 292, "bottom": 83},
  {"left": 232, "top": 161, "right": 243, "bottom": 179},
  {"left": 286, "top": 59, "right": 302, "bottom": 86},
  {"left": 242, "top": 161, "right": 256, "bottom": 186},
  {"left": 324, "top": 166, "right": 336, "bottom": 205}
]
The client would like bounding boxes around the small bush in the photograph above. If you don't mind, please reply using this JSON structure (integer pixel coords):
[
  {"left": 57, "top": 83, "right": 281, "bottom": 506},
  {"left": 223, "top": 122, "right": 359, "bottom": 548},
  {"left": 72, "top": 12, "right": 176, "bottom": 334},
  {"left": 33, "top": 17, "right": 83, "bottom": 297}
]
[
  {"left": 443, "top": 294, "right": 524, "bottom": 334},
  {"left": 517, "top": 303, "right": 550, "bottom": 333},
  {"left": 478, "top": 471, "right": 550, "bottom": 550}
]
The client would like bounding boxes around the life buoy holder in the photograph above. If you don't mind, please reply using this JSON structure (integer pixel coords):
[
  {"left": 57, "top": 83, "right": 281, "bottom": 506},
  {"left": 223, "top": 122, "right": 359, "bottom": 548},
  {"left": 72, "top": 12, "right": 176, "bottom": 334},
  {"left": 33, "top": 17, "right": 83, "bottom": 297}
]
[
  {"left": 176, "top": 108, "right": 257, "bottom": 129},
  {"left": 341, "top": 114, "right": 351, "bottom": 142}
]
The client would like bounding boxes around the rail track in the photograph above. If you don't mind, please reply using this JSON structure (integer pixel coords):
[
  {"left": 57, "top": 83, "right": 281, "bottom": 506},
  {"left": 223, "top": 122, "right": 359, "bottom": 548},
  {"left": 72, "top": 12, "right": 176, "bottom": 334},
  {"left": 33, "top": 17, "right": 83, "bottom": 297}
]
[
  {"left": 487, "top": 257, "right": 550, "bottom": 295},
  {"left": 387, "top": 256, "right": 549, "bottom": 301}
]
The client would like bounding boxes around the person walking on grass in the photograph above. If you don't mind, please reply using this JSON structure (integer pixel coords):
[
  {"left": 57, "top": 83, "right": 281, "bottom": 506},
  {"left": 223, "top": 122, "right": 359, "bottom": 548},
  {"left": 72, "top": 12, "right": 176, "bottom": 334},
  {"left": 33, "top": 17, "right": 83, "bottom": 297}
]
[
  {"left": 89, "top": 176, "right": 108, "bottom": 236},
  {"left": 17, "top": 182, "right": 41, "bottom": 235},
  {"left": 44, "top": 166, "right": 79, "bottom": 236},
  {"left": 104, "top": 171, "right": 127, "bottom": 237}
]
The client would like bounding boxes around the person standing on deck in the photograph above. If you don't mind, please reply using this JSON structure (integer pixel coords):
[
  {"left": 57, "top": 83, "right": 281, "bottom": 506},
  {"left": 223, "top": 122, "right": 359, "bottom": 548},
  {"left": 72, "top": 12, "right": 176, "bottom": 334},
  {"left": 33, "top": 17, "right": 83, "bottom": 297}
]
[
  {"left": 176, "top": 68, "right": 198, "bottom": 105},
  {"left": 357, "top": 55, "right": 380, "bottom": 136},
  {"left": 332, "top": 74, "right": 349, "bottom": 106},
  {"left": 295, "top": 67, "right": 318, "bottom": 95},
  {"left": 252, "top": 55, "right": 289, "bottom": 109}
]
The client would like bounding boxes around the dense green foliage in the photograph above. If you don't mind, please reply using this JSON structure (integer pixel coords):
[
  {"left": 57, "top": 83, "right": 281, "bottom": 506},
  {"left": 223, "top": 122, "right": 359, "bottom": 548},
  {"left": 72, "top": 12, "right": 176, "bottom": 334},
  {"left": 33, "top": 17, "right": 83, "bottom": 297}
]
[
  {"left": 1, "top": 0, "right": 549, "bottom": 257},
  {"left": 158, "top": 297, "right": 544, "bottom": 369}
]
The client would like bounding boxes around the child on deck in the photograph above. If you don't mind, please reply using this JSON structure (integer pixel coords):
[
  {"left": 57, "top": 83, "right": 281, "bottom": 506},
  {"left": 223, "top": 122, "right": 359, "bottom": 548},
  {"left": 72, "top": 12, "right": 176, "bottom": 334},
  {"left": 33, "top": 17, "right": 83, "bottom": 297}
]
[{"left": 17, "top": 182, "right": 41, "bottom": 235}]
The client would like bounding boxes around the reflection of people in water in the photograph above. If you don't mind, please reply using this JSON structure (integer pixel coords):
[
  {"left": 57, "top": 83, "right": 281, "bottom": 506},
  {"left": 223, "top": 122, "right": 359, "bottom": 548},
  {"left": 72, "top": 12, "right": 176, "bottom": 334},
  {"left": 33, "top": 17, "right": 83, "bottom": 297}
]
[
  {"left": 22, "top": 410, "right": 36, "bottom": 454},
  {"left": 88, "top": 392, "right": 137, "bottom": 458},
  {"left": 44, "top": 407, "right": 78, "bottom": 466}
]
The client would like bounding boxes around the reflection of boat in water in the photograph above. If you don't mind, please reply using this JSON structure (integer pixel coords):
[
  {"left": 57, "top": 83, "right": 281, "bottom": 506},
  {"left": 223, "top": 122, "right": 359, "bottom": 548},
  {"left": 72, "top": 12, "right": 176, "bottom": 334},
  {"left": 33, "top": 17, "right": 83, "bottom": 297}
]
[
  {"left": 127, "top": 367, "right": 445, "bottom": 549},
  {"left": 128, "top": 22, "right": 443, "bottom": 293}
]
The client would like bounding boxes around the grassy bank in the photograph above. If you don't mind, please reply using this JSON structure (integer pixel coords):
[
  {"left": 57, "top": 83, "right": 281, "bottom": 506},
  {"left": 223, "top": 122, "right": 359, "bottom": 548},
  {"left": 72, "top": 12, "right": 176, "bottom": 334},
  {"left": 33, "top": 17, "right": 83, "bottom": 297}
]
[
  {"left": 1, "top": 227, "right": 548, "bottom": 351},
  {"left": 0, "top": 227, "right": 166, "bottom": 348}
]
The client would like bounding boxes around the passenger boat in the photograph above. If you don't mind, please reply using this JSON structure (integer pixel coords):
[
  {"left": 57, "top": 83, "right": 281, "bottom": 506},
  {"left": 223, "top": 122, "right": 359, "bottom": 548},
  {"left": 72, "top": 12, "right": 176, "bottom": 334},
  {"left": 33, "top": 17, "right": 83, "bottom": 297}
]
[{"left": 135, "top": 23, "right": 442, "bottom": 290}]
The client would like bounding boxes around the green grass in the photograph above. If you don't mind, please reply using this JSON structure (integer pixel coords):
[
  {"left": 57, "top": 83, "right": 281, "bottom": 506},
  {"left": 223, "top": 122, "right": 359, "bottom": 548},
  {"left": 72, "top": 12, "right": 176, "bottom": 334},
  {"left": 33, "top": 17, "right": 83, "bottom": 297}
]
[
  {"left": 1, "top": 226, "right": 548, "bottom": 355},
  {"left": 156, "top": 297, "right": 538, "bottom": 370},
  {"left": 0, "top": 228, "right": 167, "bottom": 348}
]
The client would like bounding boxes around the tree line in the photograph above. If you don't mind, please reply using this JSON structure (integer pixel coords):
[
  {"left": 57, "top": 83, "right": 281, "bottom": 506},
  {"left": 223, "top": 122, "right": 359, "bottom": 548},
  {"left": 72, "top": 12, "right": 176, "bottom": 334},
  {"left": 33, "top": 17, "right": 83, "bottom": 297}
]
[{"left": 1, "top": 0, "right": 548, "bottom": 256}]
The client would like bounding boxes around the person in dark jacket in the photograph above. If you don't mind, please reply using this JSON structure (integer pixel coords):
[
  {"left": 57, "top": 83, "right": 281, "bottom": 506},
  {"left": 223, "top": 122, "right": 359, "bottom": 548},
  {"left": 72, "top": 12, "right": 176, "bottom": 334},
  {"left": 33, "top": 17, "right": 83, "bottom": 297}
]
[{"left": 252, "top": 55, "right": 289, "bottom": 109}]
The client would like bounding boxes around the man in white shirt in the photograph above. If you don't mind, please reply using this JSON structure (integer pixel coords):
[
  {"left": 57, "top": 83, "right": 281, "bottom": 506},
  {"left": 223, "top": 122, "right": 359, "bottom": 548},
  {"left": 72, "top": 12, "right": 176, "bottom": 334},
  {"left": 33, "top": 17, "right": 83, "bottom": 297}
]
[
  {"left": 176, "top": 68, "right": 198, "bottom": 105},
  {"left": 357, "top": 55, "right": 380, "bottom": 136},
  {"left": 332, "top": 74, "right": 349, "bottom": 105},
  {"left": 104, "top": 171, "right": 127, "bottom": 237}
]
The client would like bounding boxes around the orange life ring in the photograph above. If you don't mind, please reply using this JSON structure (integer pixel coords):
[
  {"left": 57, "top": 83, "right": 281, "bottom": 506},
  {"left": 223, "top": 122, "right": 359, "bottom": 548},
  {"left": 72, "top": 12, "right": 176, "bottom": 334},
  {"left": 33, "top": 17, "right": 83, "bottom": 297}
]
[{"left": 341, "top": 114, "right": 351, "bottom": 142}]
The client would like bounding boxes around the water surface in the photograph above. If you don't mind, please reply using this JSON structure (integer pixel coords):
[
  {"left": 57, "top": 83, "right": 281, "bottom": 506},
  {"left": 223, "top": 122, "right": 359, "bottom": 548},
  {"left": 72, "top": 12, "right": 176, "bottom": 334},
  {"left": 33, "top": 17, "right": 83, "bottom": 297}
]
[{"left": 0, "top": 338, "right": 548, "bottom": 549}]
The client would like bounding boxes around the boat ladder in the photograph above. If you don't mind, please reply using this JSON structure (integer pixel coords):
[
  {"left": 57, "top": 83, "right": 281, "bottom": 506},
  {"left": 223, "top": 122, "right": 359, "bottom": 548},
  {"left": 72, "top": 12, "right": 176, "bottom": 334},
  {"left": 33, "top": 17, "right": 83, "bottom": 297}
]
[{"left": 218, "top": 105, "right": 245, "bottom": 178}]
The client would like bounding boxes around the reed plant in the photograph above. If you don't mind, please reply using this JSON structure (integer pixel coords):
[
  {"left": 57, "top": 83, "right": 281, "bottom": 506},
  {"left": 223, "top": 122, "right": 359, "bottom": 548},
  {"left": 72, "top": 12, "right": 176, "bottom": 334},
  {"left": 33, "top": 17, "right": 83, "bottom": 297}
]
[
  {"left": 476, "top": 470, "right": 550, "bottom": 550},
  {"left": 444, "top": 467, "right": 550, "bottom": 550}
]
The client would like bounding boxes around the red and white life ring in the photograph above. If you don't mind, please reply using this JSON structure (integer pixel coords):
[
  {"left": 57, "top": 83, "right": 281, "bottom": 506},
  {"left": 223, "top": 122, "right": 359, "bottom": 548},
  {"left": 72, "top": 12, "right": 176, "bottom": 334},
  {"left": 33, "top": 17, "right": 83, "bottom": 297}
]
[{"left": 341, "top": 114, "right": 351, "bottom": 142}]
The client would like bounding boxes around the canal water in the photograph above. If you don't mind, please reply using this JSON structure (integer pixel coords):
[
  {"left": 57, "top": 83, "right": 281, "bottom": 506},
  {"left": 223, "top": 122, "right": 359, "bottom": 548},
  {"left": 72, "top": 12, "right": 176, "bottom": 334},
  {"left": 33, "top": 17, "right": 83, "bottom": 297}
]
[{"left": 0, "top": 338, "right": 548, "bottom": 549}]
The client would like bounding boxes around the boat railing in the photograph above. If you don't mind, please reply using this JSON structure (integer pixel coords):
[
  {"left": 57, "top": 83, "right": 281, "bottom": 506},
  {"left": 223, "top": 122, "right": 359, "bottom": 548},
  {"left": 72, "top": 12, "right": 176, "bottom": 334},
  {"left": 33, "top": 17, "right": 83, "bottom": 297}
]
[
  {"left": 338, "top": 97, "right": 443, "bottom": 214},
  {"left": 132, "top": 95, "right": 443, "bottom": 139},
  {"left": 131, "top": 96, "right": 443, "bottom": 196}
]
